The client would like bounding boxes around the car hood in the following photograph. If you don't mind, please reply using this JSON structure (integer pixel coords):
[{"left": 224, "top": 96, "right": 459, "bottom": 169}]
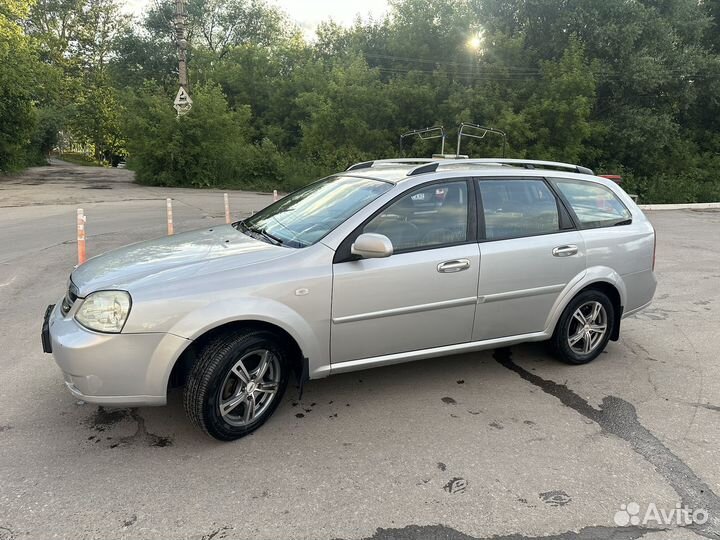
[{"left": 71, "top": 225, "right": 290, "bottom": 296}]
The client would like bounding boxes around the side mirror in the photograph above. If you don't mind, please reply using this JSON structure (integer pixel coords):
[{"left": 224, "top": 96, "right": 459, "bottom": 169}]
[{"left": 351, "top": 233, "right": 393, "bottom": 259}]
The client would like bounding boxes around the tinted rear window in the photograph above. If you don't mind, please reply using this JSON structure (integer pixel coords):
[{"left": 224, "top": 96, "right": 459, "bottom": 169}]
[
  {"left": 478, "top": 179, "right": 560, "bottom": 240},
  {"left": 554, "top": 180, "right": 631, "bottom": 228}
]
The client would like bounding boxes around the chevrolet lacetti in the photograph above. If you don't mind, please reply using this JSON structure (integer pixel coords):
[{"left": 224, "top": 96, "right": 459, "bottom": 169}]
[{"left": 42, "top": 158, "right": 657, "bottom": 440}]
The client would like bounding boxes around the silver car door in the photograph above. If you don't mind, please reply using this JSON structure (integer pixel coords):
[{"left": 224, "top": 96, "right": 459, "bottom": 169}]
[
  {"left": 331, "top": 179, "right": 480, "bottom": 363},
  {"left": 473, "top": 177, "right": 586, "bottom": 340}
]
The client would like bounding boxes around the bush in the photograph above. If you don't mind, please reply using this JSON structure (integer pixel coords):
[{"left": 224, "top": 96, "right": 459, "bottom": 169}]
[
  {"left": 125, "top": 84, "right": 336, "bottom": 192},
  {"left": 126, "top": 83, "right": 251, "bottom": 187}
]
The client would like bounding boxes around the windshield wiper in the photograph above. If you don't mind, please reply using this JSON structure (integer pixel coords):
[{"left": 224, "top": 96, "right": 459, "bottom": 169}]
[
  {"left": 257, "top": 227, "right": 283, "bottom": 245},
  {"left": 239, "top": 221, "right": 283, "bottom": 245}
]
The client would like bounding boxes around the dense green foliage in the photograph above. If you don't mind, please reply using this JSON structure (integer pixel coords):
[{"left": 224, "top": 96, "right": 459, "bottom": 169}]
[
  {"left": 0, "top": 0, "right": 56, "bottom": 168},
  {"left": 4, "top": 0, "right": 720, "bottom": 202}
]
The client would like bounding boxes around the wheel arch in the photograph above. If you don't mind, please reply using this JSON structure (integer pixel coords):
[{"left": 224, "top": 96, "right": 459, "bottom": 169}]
[
  {"left": 547, "top": 268, "right": 626, "bottom": 342},
  {"left": 574, "top": 282, "right": 623, "bottom": 341},
  {"left": 167, "top": 320, "right": 306, "bottom": 393}
]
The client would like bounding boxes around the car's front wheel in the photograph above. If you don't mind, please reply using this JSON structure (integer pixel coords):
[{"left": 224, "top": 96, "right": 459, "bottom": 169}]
[
  {"left": 551, "top": 290, "right": 614, "bottom": 365},
  {"left": 183, "top": 329, "right": 290, "bottom": 441}
]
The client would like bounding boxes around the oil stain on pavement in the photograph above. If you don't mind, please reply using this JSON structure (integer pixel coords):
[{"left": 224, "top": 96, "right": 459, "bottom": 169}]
[
  {"left": 87, "top": 406, "right": 173, "bottom": 448},
  {"left": 539, "top": 490, "right": 572, "bottom": 507}
]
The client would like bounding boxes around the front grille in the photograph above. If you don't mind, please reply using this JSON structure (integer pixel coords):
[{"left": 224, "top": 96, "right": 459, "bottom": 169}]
[{"left": 61, "top": 281, "right": 79, "bottom": 315}]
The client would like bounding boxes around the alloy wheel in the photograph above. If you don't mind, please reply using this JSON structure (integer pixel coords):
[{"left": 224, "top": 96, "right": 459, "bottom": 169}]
[
  {"left": 218, "top": 349, "right": 280, "bottom": 427},
  {"left": 567, "top": 300, "right": 608, "bottom": 355}
]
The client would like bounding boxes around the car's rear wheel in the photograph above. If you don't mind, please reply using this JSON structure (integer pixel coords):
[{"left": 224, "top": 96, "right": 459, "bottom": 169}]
[
  {"left": 183, "top": 330, "right": 290, "bottom": 441},
  {"left": 551, "top": 290, "right": 614, "bottom": 365}
]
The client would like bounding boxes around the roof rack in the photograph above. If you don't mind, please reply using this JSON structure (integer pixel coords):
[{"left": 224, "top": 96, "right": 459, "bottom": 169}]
[
  {"left": 346, "top": 158, "right": 435, "bottom": 171},
  {"left": 399, "top": 126, "right": 446, "bottom": 155},
  {"left": 407, "top": 158, "right": 595, "bottom": 176},
  {"left": 457, "top": 123, "right": 507, "bottom": 158}
]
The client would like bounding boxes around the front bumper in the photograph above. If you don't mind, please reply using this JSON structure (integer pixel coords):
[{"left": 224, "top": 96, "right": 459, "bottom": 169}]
[{"left": 44, "top": 302, "right": 190, "bottom": 406}]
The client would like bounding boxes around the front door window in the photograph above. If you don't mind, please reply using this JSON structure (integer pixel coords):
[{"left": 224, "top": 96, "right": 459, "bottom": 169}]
[{"left": 363, "top": 181, "right": 469, "bottom": 251}]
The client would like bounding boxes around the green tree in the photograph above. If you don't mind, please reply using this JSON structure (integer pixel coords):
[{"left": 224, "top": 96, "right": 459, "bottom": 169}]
[
  {"left": 72, "top": 74, "right": 125, "bottom": 161},
  {"left": 296, "top": 57, "right": 398, "bottom": 168},
  {"left": 124, "top": 83, "right": 255, "bottom": 187},
  {"left": 521, "top": 40, "right": 600, "bottom": 163},
  {"left": 0, "top": 0, "right": 52, "bottom": 170}
]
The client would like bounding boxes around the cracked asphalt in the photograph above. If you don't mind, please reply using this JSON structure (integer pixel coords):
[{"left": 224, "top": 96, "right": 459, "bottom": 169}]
[{"left": 0, "top": 161, "right": 719, "bottom": 540}]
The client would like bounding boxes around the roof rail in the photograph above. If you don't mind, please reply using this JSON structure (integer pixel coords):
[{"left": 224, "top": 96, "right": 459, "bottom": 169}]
[
  {"left": 346, "top": 158, "right": 435, "bottom": 171},
  {"left": 407, "top": 158, "right": 594, "bottom": 176}
]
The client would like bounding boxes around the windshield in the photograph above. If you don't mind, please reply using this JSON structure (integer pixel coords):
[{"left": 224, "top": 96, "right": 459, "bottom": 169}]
[{"left": 237, "top": 175, "right": 393, "bottom": 248}]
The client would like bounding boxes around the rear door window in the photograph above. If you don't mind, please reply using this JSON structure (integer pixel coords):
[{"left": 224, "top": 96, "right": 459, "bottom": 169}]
[
  {"left": 553, "top": 180, "right": 631, "bottom": 228},
  {"left": 477, "top": 179, "right": 561, "bottom": 240}
]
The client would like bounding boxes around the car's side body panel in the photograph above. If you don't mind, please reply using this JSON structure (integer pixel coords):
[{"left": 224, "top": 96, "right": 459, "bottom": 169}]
[
  {"left": 541, "top": 265, "right": 626, "bottom": 336},
  {"left": 331, "top": 243, "right": 480, "bottom": 362},
  {"left": 553, "top": 174, "right": 657, "bottom": 316},
  {"left": 473, "top": 231, "right": 587, "bottom": 340},
  {"left": 581, "top": 225, "right": 656, "bottom": 314},
  {"left": 157, "top": 242, "right": 336, "bottom": 381},
  {"left": 329, "top": 331, "right": 549, "bottom": 375}
]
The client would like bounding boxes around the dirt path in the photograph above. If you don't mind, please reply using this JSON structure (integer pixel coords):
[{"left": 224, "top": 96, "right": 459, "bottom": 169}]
[{"left": 0, "top": 159, "right": 273, "bottom": 209}]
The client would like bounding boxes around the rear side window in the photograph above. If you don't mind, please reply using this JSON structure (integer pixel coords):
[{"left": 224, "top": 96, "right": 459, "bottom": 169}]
[
  {"left": 554, "top": 180, "right": 631, "bottom": 228},
  {"left": 478, "top": 179, "right": 560, "bottom": 240}
]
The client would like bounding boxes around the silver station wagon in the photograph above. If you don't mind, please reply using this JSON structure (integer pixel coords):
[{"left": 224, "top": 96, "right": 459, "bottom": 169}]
[{"left": 42, "top": 158, "right": 657, "bottom": 440}]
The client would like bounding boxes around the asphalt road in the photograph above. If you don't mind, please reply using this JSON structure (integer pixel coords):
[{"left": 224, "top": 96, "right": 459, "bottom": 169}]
[{"left": 1, "top": 161, "right": 719, "bottom": 540}]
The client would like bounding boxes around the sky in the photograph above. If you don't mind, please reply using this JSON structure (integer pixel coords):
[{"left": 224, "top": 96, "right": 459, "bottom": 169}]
[
  {"left": 123, "top": 0, "right": 391, "bottom": 38},
  {"left": 269, "top": 0, "right": 390, "bottom": 29}
]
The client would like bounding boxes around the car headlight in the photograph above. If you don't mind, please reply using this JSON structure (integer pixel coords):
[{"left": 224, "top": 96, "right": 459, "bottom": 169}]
[{"left": 75, "top": 291, "right": 132, "bottom": 333}]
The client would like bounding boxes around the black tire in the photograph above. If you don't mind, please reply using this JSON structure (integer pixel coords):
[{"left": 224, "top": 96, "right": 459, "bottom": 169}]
[
  {"left": 183, "top": 330, "right": 290, "bottom": 441},
  {"left": 551, "top": 289, "right": 615, "bottom": 365}
]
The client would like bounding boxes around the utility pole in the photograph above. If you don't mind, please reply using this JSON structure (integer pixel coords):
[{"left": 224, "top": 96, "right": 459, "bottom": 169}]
[{"left": 173, "top": 0, "right": 192, "bottom": 115}]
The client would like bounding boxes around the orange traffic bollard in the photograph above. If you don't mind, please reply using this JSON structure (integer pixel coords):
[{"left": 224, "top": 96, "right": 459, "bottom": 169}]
[
  {"left": 166, "top": 198, "right": 174, "bottom": 235},
  {"left": 224, "top": 193, "right": 231, "bottom": 224},
  {"left": 76, "top": 208, "right": 86, "bottom": 265},
  {"left": 273, "top": 189, "right": 278, "bottom": 202}
]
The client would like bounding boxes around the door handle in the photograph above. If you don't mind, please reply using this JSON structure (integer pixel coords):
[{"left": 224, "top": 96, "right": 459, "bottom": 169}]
[
  {"left": 437, "top": 259, "right": 471, "bottom": 273},
  {"left": 552, "top": 245, "right": 578, "bottom": 257}
]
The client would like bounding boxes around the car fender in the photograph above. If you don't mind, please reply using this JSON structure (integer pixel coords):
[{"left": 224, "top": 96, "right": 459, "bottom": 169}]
[
  {"left": 155, "top": 297, "right": 327, "bottom": 393},
  {"left": 544, "top": 266, "right": 627, "bottom": 334}
]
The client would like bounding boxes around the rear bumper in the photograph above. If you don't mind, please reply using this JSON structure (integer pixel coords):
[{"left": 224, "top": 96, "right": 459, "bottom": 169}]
[
  {"left": 623, "top": 299, "right": 653, "bottom": 318},
  {"left": 622, "top": 269, "right": 657, "bottom": 317},
  {"left": 46, "top": 303, "right": 189, "bottom": 406}
]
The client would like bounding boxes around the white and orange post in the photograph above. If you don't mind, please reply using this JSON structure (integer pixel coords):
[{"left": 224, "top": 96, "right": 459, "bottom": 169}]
[
  {"left": 166, "top": 198, "right": 174, "bottom": 235},
  {"left": 224, "top": 193, "right": 231, "bottom": 224},
  {"left": 273, "top": 189, "right": 278, "bottom": 202},
  {"left": 76, "top": 208, "right": 86, "bottom": 265}
]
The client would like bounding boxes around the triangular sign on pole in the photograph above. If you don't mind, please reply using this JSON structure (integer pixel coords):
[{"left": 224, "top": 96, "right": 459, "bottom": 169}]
[{"left": 174, "top": 86, "right": 193, "bottom": 115}]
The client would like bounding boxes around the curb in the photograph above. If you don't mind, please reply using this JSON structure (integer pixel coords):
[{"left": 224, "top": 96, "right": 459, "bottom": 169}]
[{"left": 638, "top": 202, "right": 720, "bottom": 210}]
